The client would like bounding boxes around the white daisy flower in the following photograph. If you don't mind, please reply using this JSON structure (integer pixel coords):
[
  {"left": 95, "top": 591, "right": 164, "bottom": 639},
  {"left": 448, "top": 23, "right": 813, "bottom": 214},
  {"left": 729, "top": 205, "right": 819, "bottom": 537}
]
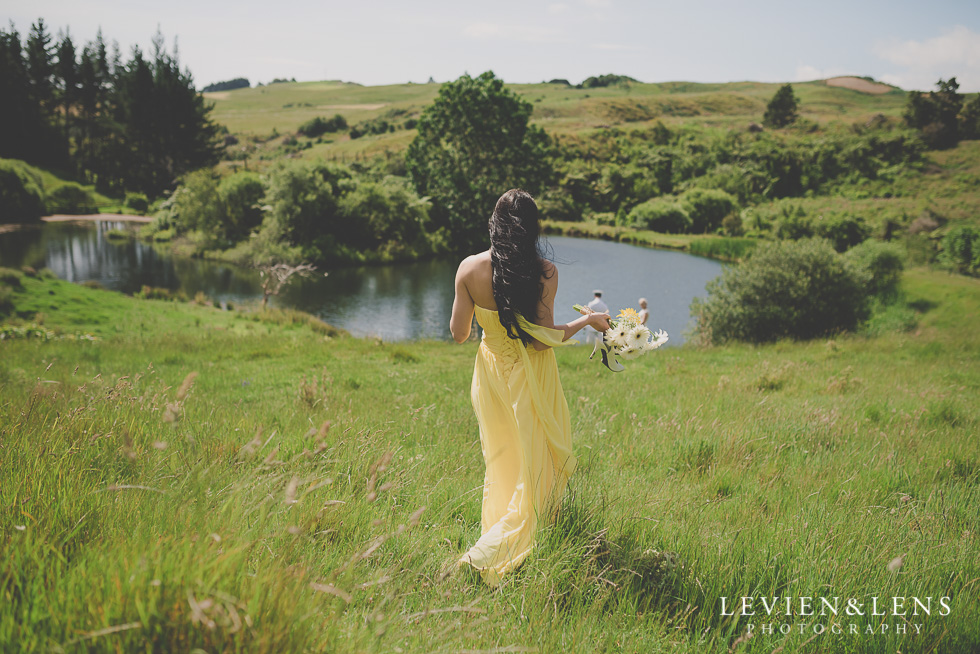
[
  {"left": 645, "top": 329, "right": 669, "bottom": 350},
  {"left": 619, "top": 345, "right": 643, "bottom": 360},
  {"left": 626, "top": 325, "right": 651, "bottom": 349},
  {"left": 605, "top": 324, "right": 629, "bottom": 349}
]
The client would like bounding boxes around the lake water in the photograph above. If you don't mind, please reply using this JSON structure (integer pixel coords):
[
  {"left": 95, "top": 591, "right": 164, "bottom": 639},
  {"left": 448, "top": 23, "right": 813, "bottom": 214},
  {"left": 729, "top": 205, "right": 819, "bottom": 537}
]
[{"left": 0, "top": 220, "right": 725, "bottom": 345}]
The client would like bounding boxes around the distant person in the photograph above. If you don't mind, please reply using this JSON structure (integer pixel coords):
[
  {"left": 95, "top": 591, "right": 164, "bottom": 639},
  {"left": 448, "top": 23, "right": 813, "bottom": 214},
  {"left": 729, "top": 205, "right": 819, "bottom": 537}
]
[
  {"left": 638, "top": 298, "right": 649, "bottom": 326},
  {"left": 587, "top": 290, "right": 608, "bottom": 344}
]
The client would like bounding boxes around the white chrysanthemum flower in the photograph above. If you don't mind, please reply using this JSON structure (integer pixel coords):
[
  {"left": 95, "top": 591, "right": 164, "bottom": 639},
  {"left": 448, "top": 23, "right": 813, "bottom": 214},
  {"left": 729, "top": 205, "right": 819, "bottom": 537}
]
[
  {"left": 626, "top": 325, "right": 651, "bottom": 350},
  {"left": 605, "top": 324, "right": 629, "bottom": 349},
  {"left": 619, "top": 345, "right": 643, "bottom": 360},
  {"left": 645, "top": 329, "right": 669, "bottom": 350}
]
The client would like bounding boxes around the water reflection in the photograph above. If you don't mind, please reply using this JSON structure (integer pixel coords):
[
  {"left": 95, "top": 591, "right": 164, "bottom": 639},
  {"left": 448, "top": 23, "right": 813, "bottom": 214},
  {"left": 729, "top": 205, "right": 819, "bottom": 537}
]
[{"left": 0, "top": 221, "right": 724, "bottom": 344}]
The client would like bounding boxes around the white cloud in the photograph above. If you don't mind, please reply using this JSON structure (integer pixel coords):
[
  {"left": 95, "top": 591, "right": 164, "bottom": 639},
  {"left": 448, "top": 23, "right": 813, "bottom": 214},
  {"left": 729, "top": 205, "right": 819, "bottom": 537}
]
[
  {"left": 462, "top": 22, "right": 563, "bottom": 44},
  {"left": 547, "top": 3, "right": 570, "bottom": 14},
  {"left": 591, "top": 42, "right": 644, "bottom": 52},
  {"left": 582, "top": 0, "right": 612, "bottom": 7},
  {"left": 872, "top": 25, "right": 980, "bottom": 92}
]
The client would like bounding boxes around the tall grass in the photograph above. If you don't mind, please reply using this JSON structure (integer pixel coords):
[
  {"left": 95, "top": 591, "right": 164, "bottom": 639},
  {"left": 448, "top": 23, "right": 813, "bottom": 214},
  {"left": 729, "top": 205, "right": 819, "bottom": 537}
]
[{"left": 1, "top": 272, "right": 978, "bottom": 652}]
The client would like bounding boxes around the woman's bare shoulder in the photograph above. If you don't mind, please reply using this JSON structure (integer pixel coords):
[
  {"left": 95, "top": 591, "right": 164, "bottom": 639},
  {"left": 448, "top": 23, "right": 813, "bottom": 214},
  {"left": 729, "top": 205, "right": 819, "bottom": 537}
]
[
  {"left": 457, "top": 250, "right": 491, "bottom": 273},
  {"left": 541, "top": 258, "right": 558, "bottom": 283}
]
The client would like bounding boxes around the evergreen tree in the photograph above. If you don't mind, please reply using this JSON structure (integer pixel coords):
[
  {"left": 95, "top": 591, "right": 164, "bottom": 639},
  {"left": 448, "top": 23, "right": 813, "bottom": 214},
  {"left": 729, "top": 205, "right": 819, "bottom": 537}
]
[
  {"left": 0, "top": 25, "right": 34, "bottom": 161},
  {"left": 25, "top": 19, "right": 54, "bottom": 111},
  {"left": 763, "top": 84, "right": 799, "bottom": 128},
  {"left": 56, "top": 30, "right": 78, "bottom": 146}
]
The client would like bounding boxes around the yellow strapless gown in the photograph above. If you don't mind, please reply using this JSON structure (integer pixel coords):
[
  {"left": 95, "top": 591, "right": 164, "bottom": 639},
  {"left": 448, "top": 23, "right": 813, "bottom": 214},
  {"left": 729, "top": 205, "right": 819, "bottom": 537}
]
[{"left": 459, "top": 306, "right": 577, "bottom": 586}]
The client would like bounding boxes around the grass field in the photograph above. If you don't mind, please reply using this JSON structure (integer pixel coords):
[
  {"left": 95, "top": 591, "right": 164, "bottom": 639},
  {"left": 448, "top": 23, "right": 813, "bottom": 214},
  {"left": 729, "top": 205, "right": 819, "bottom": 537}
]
[
  {"left": 1, "top": 267, "right": 978, "bottom": 652},
  {"left": 207, "top": 77, "right": 911, "bottom": 167}
]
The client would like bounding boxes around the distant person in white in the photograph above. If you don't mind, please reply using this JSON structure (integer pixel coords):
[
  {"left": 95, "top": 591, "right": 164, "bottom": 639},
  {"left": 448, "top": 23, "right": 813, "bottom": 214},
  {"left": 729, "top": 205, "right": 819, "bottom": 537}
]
[
  {"left": 586, "top": 290, "right": 608, "bottom": 344},
  {"left": 638, "top": 298, "right": 649, "bottom": 326}
]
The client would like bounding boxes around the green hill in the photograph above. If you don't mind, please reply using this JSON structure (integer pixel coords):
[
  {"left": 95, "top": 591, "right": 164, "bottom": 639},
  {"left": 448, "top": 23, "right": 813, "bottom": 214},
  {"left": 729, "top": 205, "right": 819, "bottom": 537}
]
[{"left": 206, "top": 76, "right": 908, "bottom": 166}]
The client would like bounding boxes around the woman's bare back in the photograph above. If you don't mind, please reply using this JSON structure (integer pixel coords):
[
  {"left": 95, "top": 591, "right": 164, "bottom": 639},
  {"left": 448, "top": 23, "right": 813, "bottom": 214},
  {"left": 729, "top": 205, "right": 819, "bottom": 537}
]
[{"left": 460, "top": 250, "right": 556, "bottom": 314}]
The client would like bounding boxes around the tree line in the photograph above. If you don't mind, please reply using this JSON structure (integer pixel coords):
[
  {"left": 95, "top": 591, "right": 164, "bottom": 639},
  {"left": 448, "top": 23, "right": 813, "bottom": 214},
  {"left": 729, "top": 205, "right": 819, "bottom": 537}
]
[{"left": 0, "top": 19, "right": 221, "bottom": 198}]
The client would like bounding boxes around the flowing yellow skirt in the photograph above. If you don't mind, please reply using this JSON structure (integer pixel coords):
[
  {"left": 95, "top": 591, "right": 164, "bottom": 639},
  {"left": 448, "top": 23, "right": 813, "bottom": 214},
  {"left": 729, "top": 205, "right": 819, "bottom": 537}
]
[{"left": 460, "top": 307, "right": 576, "bottom": 586}]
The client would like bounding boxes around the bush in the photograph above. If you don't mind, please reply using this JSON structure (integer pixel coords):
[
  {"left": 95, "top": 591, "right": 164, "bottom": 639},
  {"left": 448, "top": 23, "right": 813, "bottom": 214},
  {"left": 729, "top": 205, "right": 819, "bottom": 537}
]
[
  {"left": 628, "top": 200, "right": 692, "bottom": 233},
  {"left": 0, "top": 159, "right": 46, "bottom": 223},
  {"left": 938, "top": 225, "right": 980, "bottom": 275},
  {"left": 219, "top": 172, "right": 266, "bottom": 241},
  {"left": 0, "top": 267, "right": 25, "bottom": 289},
  {"left": 537, "top": 189, "right": 584, "bottom": 222},
  {"left": 136, "top": 285, "right": 188, "bottom": 302},
  {"left": 681, "top": 188, "right": 738, "bottom": 233},
  {"left": 691, "top": 238, "right": 870, "bottom": 344},
  {"left": 814, "top": 214, "right": 871, "bottom": 252},
  {"left": 46, "top": 183, "right": 99, "bottom": 215},
  {"left": 773, "top": 205, "right": 814, "bottom": 240},
  {"left": 335, "top": 177, "right": 433, "bottom": 251},
  {"left": 844, "top": 240, "right": 906, "bottom": 297},
  {"left": 298, "top": 114, "right": 348, "bottom": 138},
  {"left": 124, "top": 192, "right": 149, "bottom": 214}
]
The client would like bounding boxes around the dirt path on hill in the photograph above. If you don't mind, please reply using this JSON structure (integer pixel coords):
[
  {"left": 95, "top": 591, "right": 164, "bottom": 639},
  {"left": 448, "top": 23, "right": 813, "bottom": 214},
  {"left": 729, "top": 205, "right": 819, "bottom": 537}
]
[{"left": 825, "top": 77, "right": 894, "bottom": 94}]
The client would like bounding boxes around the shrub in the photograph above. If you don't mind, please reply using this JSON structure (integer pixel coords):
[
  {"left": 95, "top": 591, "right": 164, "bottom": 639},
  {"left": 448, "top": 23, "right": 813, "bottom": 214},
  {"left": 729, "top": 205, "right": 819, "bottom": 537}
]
[
  {"left": 0, "top": 267, "right": 25, "bottom": 288},
  {"left": 844, "top": 240, "right": 906, "bottom": 297},
  {"left": 46, "top": 183, "right": 99, "bottom": 215},
  {"left": 938, "top": 225, "right": 980, "bottom": 275},
  {"left": 136, "top": 285, "right": 188, "bottom": 301},
  {"left": 814, "top": 214, "right": 871, "bottom": 252},
  {"left": 124, "top": 192, "right": 149, "bottom": 214},
  {"left": 335, "top": 176, "right": 433, "bottom": 251},
  {"left": 0, "top": 159, "right": 46, "bottom": 223},
  {"left": 628, "top": 200, "right": 691, "bottom": 233},
  {"left": 691, "top": 238, "right": 870, "bottom": 344},
  {"left": 721, "top": 212, "right": 743, "bottom": 236},
  {"left": 298, "top": 114, "right": 348, "bottom": 137},
  {"left": 681, "top": 188, "right": 738, "bottom": 233},
  {"left": 773, "top": 205, "right": 814, "bottom": 240},
  {"left": 537, "top": 189, "right": 584, "bottom": 222},
  {"left": 219, "top": 172, "right": 266, "bottom": 241}
]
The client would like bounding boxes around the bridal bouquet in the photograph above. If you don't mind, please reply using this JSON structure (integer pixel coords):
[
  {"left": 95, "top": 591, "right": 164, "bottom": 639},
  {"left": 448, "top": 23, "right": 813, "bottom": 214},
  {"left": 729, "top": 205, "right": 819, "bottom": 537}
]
[{"left": 573, "top": 305, "right": 668, "bottom": 372}]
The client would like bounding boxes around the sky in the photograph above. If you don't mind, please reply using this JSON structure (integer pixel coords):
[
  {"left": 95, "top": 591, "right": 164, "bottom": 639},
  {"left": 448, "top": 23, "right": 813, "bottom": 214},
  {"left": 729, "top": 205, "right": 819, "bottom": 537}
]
[{"left": 6, "top": 0, "right": 980, "bottom": 92}]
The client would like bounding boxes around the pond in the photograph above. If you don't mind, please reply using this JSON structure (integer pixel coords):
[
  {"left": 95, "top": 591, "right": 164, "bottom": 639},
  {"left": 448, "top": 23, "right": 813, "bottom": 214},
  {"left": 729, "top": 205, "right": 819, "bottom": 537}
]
[{"left": 0, "top": 220, "right": 725, "bottom": 345}]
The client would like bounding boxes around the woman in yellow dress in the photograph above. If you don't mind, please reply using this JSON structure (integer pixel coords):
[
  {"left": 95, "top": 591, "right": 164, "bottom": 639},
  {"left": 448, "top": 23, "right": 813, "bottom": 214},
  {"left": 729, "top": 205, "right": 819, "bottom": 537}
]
[{"left": 449, "top": 189, "right": 611, "bottom": 586}]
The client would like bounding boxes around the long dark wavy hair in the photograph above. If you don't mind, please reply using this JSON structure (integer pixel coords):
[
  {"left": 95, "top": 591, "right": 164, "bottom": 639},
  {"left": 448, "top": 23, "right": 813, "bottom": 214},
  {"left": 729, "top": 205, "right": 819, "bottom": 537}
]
[{"left": 489, "top": 189, "right": 552, "bottom": 345}]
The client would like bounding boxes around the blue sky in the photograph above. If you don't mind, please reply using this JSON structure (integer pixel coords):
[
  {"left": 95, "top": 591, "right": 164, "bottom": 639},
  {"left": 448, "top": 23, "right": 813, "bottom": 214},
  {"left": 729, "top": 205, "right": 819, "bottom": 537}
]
[{"left": 6, "top": 0, "right": 980, "bottom": 92}]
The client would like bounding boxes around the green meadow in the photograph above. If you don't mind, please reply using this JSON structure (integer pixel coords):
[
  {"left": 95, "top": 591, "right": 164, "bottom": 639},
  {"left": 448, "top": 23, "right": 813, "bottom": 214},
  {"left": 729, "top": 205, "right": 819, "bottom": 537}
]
[
  {"left": 1, "top": 267, "right": 978, "bottom": 652},
  {"left": 208, "top": 77, "right": 909, "bottom": 165}
]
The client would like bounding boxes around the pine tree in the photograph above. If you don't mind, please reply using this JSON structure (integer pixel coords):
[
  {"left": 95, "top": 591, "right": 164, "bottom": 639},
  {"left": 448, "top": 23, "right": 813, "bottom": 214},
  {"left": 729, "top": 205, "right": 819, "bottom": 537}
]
[
  {"left": 0, "top": 25, "right": 34, "bottom": 160},
  {"left": 56, "top": 30, "right": 78, "bottom": 146},
  {"left": 25, "top": 19, "right": 54, "bottom": 111},
  {"left": 763, "top": 83, "right": 799, "bottom": 128}
]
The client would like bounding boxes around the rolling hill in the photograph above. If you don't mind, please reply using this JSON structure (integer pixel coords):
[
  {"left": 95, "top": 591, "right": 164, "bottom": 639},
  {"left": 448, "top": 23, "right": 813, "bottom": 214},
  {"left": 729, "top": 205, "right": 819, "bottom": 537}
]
[{"left": 204, "top": 76, "right": 908, "bottom": 166}]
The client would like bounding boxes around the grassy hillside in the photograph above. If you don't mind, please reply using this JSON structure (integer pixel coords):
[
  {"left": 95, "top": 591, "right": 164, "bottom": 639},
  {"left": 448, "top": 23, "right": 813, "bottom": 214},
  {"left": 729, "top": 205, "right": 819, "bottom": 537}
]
[
  {"left": 207, "top": 77, "right": 909, "bottom": 167},
  {"left": 1, "top": 269, "right": 977, "bottom": 652}
]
